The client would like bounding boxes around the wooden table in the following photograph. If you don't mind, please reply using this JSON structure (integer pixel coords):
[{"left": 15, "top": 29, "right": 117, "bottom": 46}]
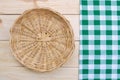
[{"left": 0, "top": 0, "right": 79, "bottom": 80}]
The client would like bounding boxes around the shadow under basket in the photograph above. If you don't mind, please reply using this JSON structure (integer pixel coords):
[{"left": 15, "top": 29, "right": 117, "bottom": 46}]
[{"left": 10, "top": 8, "right": 75, "bottom": 72}]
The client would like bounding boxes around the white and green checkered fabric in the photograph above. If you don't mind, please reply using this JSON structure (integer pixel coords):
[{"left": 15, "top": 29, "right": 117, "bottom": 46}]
[{"left": 80, "top": 0, "right": 120, "bottom": 80}]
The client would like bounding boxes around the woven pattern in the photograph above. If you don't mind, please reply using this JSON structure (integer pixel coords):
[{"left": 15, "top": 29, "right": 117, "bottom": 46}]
[
  {"left": 80, "top": 0, "right": 120, "bottom": 80},
  {"left": 10, "top": 8, "right": 75, "bottom": 72}
]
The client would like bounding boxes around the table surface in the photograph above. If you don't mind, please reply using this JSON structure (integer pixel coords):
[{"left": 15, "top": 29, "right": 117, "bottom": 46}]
[{"left": 0, "top": 0, "right": 79, "bottom": 80}]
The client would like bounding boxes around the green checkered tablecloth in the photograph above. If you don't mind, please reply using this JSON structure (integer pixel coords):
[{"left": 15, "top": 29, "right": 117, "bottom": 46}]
[{"left": 80, "top": 0, "right": 120, "bottom": 80}]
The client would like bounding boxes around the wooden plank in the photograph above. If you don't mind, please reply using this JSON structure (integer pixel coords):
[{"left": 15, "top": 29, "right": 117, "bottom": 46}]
[
  {"left": 0, "top": 0, "right": 79, "bottom": 80},
  {"left": 0, "top": 0, "right": 79, "bottom": 14},
  {"left": 0, "top": 67, "right": 78, "bottom": 80},
  {"left": 0, "top": 41, "right": 79, "bottom": 80},
  {"left": 0, "top": 41, "right": 79, "bottom": 68},
  {"left": 0, "top": 15, "right": 79, "bottom": 40}
]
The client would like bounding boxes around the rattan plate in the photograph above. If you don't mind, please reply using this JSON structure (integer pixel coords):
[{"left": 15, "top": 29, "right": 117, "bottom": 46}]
[{"left": 10, "top": 8, "right": 75, "bottom": 72}]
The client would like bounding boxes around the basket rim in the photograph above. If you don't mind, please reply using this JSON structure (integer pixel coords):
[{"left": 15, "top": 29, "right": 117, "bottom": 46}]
[{"left": 10, "top": 7, "right": 75, "bottom": 72}]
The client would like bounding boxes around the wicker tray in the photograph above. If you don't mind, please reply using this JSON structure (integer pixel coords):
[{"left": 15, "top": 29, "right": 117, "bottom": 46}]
[{"left": 10, "top": 8, "right": 75, "bottom": 72}]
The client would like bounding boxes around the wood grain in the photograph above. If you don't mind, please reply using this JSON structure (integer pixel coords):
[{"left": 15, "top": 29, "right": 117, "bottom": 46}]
[
  {"left": 0, "top": 15, "right": 79, "bottom": 40},
  {"left": 0, "top": 0, "right": 79, "bottom": 79},
  {"left": 0, "top": 41, "right": 78, "bottom": 80},
  {"left": 0, "top": 67, "right": 78, "bottom": 80},
  {"left": 0, "top": 0, "right": 79, "bottom": 15}
]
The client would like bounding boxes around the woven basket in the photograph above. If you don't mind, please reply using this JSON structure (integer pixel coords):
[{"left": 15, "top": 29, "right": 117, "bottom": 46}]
[{"left": 10, "top": 8, "right": 75, "bottom": 72}]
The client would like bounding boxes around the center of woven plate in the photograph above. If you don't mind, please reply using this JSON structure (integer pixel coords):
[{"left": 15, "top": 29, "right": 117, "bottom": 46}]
[{"left": 36, "top": 33, "right": 51, "bottom": 42}]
